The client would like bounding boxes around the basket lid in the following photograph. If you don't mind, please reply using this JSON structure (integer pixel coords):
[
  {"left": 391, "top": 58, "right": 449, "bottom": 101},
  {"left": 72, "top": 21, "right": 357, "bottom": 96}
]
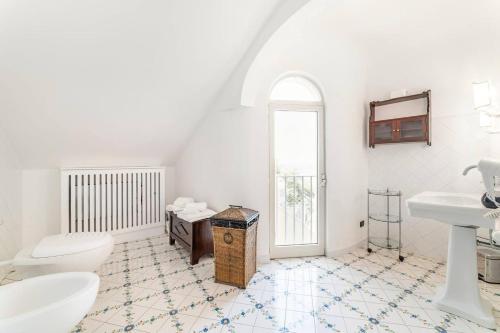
[{"left": 211, "top": 205, "right": 259, "bottom": 222}]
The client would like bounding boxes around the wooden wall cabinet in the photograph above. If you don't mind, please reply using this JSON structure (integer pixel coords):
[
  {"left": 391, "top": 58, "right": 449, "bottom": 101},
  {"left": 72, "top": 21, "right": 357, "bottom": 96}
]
[{"left": 369, "top": 91, "right": 431, "bottom": 148}]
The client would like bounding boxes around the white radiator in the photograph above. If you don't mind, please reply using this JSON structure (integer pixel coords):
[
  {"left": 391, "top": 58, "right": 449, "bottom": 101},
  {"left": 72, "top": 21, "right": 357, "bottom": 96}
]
[{"left": 61, "top": 167, "right": 165, "bottom": 234}]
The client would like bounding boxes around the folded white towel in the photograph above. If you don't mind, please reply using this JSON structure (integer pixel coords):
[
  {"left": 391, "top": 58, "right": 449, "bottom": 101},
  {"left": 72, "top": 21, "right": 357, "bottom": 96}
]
[
  {"left": 177, "top": 209, "right": 216, "bottom": 223},
  {"left": 184, "top": 202, "right": 207, "bottom": 211},
  {"left": 166, "top": 204, "right": 184, "bottom": 212},
  {"left": 180, "top": 207, "right": 202, "bottom": 215},
  {"left": 173, "top": 197, "right": 194, "bottom": 208}
]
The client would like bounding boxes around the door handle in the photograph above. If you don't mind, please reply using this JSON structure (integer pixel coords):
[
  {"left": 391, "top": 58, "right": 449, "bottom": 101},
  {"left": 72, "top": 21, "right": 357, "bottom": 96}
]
[{"left": 320, "top": 174, "right": 327, "bottom": 187}]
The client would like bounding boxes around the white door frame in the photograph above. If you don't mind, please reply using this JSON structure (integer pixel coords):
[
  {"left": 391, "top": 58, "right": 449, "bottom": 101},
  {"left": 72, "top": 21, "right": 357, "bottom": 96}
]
[{"left": 269, "top": 101, "right": 326, "bottom": 259}]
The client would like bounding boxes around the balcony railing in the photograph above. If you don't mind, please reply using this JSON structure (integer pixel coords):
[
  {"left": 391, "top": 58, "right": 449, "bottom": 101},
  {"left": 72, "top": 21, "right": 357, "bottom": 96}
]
[{"left": 275, "top": 175, "right": 317, "bottom": 246}]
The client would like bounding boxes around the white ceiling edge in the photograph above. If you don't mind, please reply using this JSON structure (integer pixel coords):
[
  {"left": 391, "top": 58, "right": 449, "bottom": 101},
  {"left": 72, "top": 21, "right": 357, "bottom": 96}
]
[
  {"left": 0, "top": 0, "right": 283, "bottom": 169},
  {"left": 170, "top": 0, "right": 311, "bottom": 164},
  {"left": 213, "top": 0, "right": 311, "bottom": 111}
]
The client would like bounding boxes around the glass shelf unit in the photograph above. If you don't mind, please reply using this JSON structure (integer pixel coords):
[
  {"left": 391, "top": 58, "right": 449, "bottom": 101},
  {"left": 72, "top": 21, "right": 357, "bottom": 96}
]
[
  {"left": 369, "top": 237, "right": 400, "bottom": 250},
  {"left": 368, "top": 213, "right": 401, "bottom": 223},
  {"left": 367, "top": 188, "right": 404, "bottom": 262},
  {"left": 368, "top": 189, "right": 401, "bottom": 197}
]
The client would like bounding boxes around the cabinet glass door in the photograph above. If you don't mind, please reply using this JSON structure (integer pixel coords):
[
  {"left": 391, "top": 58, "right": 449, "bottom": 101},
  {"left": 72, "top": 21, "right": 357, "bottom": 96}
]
[
  {"left": 373, "top": 121, "right": 394, "bottom": 142},
  {"left": 399, "top": 118, "right": 425, "bottom": 140}
]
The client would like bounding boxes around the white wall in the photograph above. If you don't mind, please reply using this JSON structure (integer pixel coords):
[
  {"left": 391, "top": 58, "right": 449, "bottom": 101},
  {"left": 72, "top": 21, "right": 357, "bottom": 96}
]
[
  {"left": 21, "top": 170, "right": 60, "bottom": 247},
  {"left": 367, "top": 113, "right": 489, "bottom": 260},
  {"left": 0, "top": 127, "right": 22, "bottom": 279},
  {"left": 177, "top": 0, "right": 500, "bottom": 261},
  {"left": 20, "top": 166, "right": 176, "bottom": 247},
  {"left": 364, "top": 0, "right": 500, "bottom": 260},
  {"left": 176, "top": 1, "right": 369, "bottom": 261},
  {"left": 164, "top": 166, "right": 176, "bottom": 205},
  {"left": 0, "top": 0, "right": 282, "bottom": 168},
  {"left": 176, "top": 106, "right": 273, "bottom": 262},
  {"left": 3, "top": 0, "right": 500, "bottom": 263}
]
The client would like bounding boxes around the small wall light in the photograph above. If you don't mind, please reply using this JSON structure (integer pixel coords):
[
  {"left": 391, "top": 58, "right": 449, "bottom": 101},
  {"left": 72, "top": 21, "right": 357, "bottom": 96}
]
[
  {"left": 473, "top": 81, "right": 491, "bottom": 110},
  {"left": 473, "top": 81, "right": 499, "bottom": 132}
]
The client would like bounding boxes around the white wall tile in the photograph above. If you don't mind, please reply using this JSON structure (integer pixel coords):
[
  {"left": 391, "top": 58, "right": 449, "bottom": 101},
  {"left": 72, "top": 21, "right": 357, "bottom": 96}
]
[{"left": 368, "top": 114, "right": 490, "bottom": 260}]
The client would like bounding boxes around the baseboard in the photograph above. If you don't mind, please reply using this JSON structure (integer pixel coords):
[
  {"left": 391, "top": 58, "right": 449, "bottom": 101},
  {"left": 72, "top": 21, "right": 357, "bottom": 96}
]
[
  {"left": 0, "top": 263, "right": 15, "bottom": 284},
  {"left": 257, "top": 254, "right": 271, "bottom": 266},
  {"left": 113, "top": 225, "right": 166, "bottom": 244},
  {"left": 112, "top": 230, "right": 367, "bottom": 262},
  {"left": 0, "top": 266, "right": 9, "bottom": 282},
  {"left": 256, "top": 239, "right": 367, "bottom": 263},
  {"left": 326, "top": 238, "right": 366, "bottom": 257}
]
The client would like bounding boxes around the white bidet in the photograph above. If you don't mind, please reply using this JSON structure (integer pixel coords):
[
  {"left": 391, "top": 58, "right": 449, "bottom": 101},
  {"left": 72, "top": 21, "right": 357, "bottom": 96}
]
[{"left": 0, "top": 272, "right": 99, "bottom": 333}]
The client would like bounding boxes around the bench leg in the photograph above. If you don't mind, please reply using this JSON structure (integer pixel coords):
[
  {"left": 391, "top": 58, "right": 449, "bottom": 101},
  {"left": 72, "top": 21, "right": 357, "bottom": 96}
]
[{"left": 190, "top": 253, "right": 199, "bottom": 265}]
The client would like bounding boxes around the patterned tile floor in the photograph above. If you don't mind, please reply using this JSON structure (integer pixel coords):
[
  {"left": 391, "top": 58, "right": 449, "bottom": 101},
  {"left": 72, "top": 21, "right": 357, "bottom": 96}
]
[{"left": 3, "top": 234, "right": 500, "bottom": 332}]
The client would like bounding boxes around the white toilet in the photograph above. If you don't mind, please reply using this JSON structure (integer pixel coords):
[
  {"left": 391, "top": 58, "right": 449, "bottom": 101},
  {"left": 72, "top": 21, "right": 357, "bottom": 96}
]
[{"left": 12, "top": 233, "right": 114, "bottom": 278}]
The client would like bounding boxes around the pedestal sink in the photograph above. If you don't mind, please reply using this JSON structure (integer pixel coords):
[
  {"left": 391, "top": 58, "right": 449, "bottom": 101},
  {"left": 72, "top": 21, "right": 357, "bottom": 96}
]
[{"left": 407, "top": 191, "right": 496, "bottom": 329}]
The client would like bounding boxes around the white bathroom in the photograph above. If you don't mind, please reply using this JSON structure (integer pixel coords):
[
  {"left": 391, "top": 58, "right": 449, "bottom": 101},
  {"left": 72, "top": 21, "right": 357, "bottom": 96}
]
[{"left": 1, "top": 0, "right": 500, "bottom": 332}]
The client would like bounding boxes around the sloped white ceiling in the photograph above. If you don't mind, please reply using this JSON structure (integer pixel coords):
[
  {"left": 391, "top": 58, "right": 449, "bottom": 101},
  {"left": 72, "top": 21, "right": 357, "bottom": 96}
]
[{"left": 0, "top": 0, "right": 280, "bottom": 168}]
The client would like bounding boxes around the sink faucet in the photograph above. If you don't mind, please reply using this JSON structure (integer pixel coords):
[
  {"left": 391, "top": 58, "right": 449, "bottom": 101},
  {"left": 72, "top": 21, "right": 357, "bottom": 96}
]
[
  {"left": 465, "top": 159, "right": 500, "bottom": 209},
  {"left": 463, "top": 165, "right": 478, "bottom": 176}
]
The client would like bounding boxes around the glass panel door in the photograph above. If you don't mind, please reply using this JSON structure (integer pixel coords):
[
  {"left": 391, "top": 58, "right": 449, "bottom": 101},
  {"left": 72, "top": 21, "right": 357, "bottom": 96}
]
[
  {"left": 373, "top": 121, "right": 394, "bottom": 142},
  {"left": 270, "top": 105, "right": 325, "bottom": 258},
  {"left": 399, "top": 117, "right": 425, "bottom": 140}
]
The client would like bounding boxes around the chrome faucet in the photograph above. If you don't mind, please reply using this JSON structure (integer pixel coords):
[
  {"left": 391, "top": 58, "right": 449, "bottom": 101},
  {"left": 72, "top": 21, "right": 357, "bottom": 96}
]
[
  {"left": 463, "top": 165, "right": 478, "bottom": 176},
  {"left": 464, "top": 159, "right": 500, "bottom": 209}
]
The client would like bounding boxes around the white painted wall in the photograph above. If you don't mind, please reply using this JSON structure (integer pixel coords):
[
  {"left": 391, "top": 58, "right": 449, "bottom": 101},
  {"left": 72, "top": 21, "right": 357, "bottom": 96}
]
[
  {"left": 215, "top": 0, "right": 310, "bottom": 110},
  {"left": 0, "top": 0, "right": 292, "bottom": 254},
  {"left": 2, "top": 0, "right": 499, "bottom": 262},
  {"left": 21, "top": 170, "right": 60, "bottom": 247},
  {"left": 176, "top": 1, "right": 369, "bottom": 260},
  {"left": 0, "top": 0, "right": 281, "bottom": 168},
  {"left": 177, "top": 0, "right": 500, "bottom": 261},
  {"left": 20, "top": 166, "right": 175, "bottom": 247},
  {"left": 490, "top": 136, "right": 500, "bottom": 157},
  {"left": 0, "top": 127, "right": 22, "bottom": 279},
  {"left": 363, "top": 0, "right": 500, "bottom": 260},
  {"left": 164, "top": 166, "right": 176, "bottom": 205},
  {"left": 176, "top": 107, "right": 272, "bottom": 261}
]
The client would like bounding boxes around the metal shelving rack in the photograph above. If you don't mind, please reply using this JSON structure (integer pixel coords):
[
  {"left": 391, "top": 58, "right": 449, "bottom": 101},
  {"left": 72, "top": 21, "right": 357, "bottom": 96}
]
[{"left": 367, "top": 188, "right": 404, "bottom": 262}]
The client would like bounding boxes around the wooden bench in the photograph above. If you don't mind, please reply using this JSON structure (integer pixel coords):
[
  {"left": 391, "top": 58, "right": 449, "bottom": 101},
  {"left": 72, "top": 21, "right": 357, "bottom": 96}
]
[{"left": 168, "top": 212, "right": 214, "bottom": 265}]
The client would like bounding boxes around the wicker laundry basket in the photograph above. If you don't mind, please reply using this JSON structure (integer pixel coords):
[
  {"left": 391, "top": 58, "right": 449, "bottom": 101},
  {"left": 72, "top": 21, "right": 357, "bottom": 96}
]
[{"left": 210, "top": 205, "right": 259, "bottom": 288}]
